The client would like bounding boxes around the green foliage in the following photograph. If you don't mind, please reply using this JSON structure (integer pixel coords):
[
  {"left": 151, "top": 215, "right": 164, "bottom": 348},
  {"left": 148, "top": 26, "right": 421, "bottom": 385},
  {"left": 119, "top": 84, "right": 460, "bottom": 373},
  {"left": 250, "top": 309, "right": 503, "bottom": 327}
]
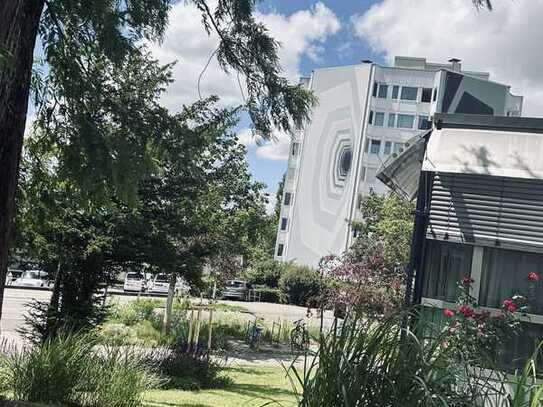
[
  {"left": 353, "top": 191, "right": 414, "bottom": 267},
  {"left": 291, "top": 310, "right": 493, "bottom": 407},
  {"left": 109, "top": 299, "right": 161, "bottom": 327},
  {"left": 254, "top": 286, "right": 282, "bottom": 303},
  {"left": 147, "top": 348, "right": 231, "bottom": 391},
  {"left": 0, "top": 333, "right": 159, "bottom": 406},
  {"left": 245, "top": 257, "right": 287, "bottom": 288},
  {"left": 279, "top": 265, "right": 321, "bottom": 306}
]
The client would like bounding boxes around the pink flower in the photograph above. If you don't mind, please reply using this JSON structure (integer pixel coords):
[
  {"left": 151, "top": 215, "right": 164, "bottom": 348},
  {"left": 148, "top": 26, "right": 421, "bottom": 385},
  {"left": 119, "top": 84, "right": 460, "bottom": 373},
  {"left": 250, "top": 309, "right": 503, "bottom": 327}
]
[
  {"left": 503, "top": 298, "right": 517, "bottom": 313},
  {"left": 443, "top": 308, "right": 455, "bottom": 318},
  {"left": 460, "top": 276, "right": 475, "bottom": 288},
  {"left": 528, "top": 272, "right": 540, "bottom": 282},
  {"left": 458, "top": 305, "right": 475, "bottom": 318}
]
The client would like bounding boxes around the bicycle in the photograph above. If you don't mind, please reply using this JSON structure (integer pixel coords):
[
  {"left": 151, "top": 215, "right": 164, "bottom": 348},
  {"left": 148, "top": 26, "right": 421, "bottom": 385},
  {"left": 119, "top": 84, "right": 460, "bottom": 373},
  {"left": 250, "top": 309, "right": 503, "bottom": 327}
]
[
  {"left": 246, "top": 319, "right": 263, "bottom": 350},
  {"left": 290, "top": 319, "right": 310, "bottom": 352}
]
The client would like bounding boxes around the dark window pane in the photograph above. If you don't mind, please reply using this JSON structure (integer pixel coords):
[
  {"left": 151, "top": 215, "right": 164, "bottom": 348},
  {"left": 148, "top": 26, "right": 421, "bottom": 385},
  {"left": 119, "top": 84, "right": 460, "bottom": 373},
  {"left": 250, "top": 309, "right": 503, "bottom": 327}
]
[
  {"left": 432, "top": 88, "right": 438, "bottom": 102},
  {"left": 277, "top": 244, "right": 284, "bottom": 257},
  {"left": 392, "top": 85, "right": 400, "bottom": 99},
  {"left": 388, "top": 113, "right": 396, "bottom": 128},
  {"left": 374, "top": 112, "right": 384, "bottom": 126},
  {"left": 384, "top": 141, "right": 392, "bottom": 155},
  {"left": 422, "top": 240, "right": 473, "bottom": 302},
  {"left": 397, "top": 114, "right": 414, "bottom": 129},
  {"left": 370, "top": 139, "right": 381, "bottom": 154},
  {"left": 368, "top": 110, "right": 374, "bottom": 125},
  {"left": 401, "top": 86, "right": 418, "bottom": 101},
  {"left": 284, "top": 192, "right": 292, "bottom": 206},
  {"left": 378, "top": 84, "right": 388, "bottom": 98},
  {"left": 280, "top": 218, "right": 288, "bottom": 231},
  {"left": 421, "top": 87, "right": 432, "bottom": 103},
  {"left": 480, "top": 247, "right": 543, "bottom": 314},
  {"left": 418, "top": 116, "right": 431, "bottom": 130},
  {"left": 372, "top": 83, "right": 378, "bottom": 97}
]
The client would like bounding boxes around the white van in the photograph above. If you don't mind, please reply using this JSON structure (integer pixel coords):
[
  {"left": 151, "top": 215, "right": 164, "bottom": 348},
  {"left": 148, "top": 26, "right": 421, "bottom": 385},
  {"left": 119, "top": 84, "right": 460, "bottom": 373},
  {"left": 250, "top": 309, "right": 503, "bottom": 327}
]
[{"left": 123, "top": 272, "right": 146, "bottom": 292}]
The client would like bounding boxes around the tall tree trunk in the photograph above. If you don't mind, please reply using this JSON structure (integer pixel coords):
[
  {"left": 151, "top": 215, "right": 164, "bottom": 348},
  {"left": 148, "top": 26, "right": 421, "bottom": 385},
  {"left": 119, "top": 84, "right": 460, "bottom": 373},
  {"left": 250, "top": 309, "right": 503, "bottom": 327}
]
[{"left": 0, "top": 1, "right": 45, "bottom": 330}]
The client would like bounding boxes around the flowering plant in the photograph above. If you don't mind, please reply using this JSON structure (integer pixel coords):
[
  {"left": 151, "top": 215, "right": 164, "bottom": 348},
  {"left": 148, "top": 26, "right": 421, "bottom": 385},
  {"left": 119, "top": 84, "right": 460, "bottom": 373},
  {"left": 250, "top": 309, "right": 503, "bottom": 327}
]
[{"left": 440, "top": 276, "right": 520, "bottom": 362}]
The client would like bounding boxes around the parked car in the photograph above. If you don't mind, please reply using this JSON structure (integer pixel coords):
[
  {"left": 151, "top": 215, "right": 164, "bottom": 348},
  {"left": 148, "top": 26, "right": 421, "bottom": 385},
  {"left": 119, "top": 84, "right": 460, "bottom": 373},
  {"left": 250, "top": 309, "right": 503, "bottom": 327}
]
[
  {"left": 13, "top": 270, "right": 50, "bottom": 288},
  {"left": 5, "top": 269, "right": 23, "bottom": 286},
  {"left": 123, "top": 272, "right": 147, "bottom": 292},
  {"left": 222, "top": 280, "right": 251, "bottom": 301},
  {"left": 148, "top": 274, "right": 190, "bottom": 295}
]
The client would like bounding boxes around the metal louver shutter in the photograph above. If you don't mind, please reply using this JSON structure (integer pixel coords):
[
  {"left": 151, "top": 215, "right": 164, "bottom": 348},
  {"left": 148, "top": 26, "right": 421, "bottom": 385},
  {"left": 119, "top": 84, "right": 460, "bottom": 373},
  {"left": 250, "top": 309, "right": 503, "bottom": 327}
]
[{"left": 427, "top": 173, "right": 543, "bottom": 252}]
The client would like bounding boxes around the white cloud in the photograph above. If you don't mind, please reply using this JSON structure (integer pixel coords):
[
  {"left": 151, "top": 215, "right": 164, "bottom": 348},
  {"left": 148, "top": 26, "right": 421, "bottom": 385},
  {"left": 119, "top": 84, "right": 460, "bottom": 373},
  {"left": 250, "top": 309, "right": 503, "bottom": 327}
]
[
  {"left": 149, "top": 2, "right": 340, "bottom": 112},
  {"left": 255, "top": 130, "right": 292, "bottom": 161},
  {"left": 237, "top": 127, "right": 291, "bottom": 161},
  {"left": 353, "top": 0, "right": 543, "bottom": 116}
]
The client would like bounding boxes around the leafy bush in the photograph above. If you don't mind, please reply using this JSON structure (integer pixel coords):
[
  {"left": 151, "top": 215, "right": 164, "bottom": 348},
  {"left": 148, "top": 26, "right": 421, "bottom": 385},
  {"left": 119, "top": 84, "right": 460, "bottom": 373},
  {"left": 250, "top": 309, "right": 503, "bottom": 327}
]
[
  {"left": 245, "top": 258, "right": 287, "bottom": 288},
  {"left": 145, "top": 347, "right": 231, "bottom": 390},
  {"left": 254, "top": 286, "right": 281, "bottom": 303},
  {"left": 279, "top": 265, "right": 321, "bottom": 306},
  {"left": 110, "top": 299, "right": 161, "bottom": 327},
  {"left": 0, "top": 333, "right": 159, "bottom": 407}
]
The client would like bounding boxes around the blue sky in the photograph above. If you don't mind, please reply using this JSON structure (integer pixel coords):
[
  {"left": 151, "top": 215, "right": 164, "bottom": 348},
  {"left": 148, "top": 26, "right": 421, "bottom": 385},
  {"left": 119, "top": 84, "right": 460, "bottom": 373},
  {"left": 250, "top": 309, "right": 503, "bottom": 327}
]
[
  {"left": 242, "top": 0, "right": 385, "bottom": 205},
  {"left": 47, "top": 0, "right": 535, "bottom": 211}
]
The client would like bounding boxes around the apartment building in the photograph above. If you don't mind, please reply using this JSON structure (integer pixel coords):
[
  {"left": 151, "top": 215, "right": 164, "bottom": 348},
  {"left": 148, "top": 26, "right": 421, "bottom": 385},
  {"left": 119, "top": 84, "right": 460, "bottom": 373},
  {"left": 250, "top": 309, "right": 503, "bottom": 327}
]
[{"left": 275, "top": 56, "right": 522, "bottom": 267}]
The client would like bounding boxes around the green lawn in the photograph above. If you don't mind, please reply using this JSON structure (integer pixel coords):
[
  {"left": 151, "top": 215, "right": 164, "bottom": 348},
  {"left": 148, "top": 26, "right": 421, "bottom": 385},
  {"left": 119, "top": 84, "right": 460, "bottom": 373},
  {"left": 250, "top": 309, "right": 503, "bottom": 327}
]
[{"left": 144, "top": 366, "right": 298, "bottom": 407}]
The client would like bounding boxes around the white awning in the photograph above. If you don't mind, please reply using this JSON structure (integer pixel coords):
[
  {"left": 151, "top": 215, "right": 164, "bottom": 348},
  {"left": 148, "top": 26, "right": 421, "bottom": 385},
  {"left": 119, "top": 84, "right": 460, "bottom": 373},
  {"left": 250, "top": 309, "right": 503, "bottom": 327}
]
[{"left": 422, "top": 127, "right": 543, "bottom": 179}]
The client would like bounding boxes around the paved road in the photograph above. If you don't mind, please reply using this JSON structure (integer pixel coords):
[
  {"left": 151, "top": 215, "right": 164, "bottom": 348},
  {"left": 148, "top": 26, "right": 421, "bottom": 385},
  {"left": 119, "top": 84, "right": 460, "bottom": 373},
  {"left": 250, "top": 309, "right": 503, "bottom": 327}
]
[{"left": 0, "top": 288, "right": 334, "bottom": 338}]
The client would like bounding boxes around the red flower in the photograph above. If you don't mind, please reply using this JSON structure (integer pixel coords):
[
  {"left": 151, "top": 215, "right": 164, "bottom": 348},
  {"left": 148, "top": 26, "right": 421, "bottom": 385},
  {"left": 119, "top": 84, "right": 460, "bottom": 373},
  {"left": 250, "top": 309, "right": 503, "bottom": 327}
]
[
  {"left": 528, "top": 272, "right": 540, "bottom": 282},
  {"left": 443, "top": 308, "right": 455, "bottom": 318},
  {"left": 460, "top": 276, "right": 475, "bottom": 288},
  {"left": 458, "top": 305, "right": 475, "bottom": 318},
  {"left": 503, "top": 298, "right": 517, "bottom": 313}
]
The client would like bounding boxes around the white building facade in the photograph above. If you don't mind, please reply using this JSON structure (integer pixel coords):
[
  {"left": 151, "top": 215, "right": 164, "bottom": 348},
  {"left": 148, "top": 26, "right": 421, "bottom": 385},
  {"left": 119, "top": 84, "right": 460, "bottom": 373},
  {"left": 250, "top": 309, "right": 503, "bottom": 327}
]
[{"left": 275, "top": 57, "right": 522, "bottom": 267}]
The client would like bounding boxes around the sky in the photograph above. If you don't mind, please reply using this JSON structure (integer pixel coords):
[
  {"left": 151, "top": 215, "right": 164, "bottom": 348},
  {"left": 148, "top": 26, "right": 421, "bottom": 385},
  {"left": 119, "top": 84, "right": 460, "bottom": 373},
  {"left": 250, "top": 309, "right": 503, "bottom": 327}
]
[{"left": 148, "top": 0, "right": 543, "bottom": 211}]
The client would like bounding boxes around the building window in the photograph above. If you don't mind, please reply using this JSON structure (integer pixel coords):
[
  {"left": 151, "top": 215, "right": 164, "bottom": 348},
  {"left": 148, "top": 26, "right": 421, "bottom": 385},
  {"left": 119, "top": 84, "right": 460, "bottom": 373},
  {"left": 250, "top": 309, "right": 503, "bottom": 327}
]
[
  {"left": 397, "top": 114, "right": 415, "bottom": 129},
  {"left": 372, "top": 83, "right": 378, "bottom": 97},
  {"left": 422, "top": 240, "right": 474, "bottom": 302},
  {"left": 400, "top": 86, "right": 418, "bottom": 101},
  {"left": 418, "top": 116, "right": 431, "bottom": 130},
  {"left": 280, "top": 217, "right": 288, "bottom": 231},
  {"left": 370, "top": 139, "right": 381, "bottom": 154},
  {"left": 368, "top": 110, "right": 374, "bottom": 125},
  {"left": 283, "top": 192, "right": 292, "bottom": 206},
  {"left": 421, "top": 87, "right": 432, "bottom": 103},
  {"left": 339, "top": 148, "right": 352, "bottom": 177},
  {"left": 432, "top": 87, "right": 438, "bottom": 102},
  {"left": 384, "top": 141, "right": 392, "bottom": 155},
  {"left": 291, "top": 142, "right": 300, "bottom": 156},
  {"left": 387, "top": 113, "right": 396, "bottom": 128},
  {"left": 374, "top": 112, "right": 385, "bottom": 126},
  {"left": 277, "top": 244, "right": 284, "bottom": 257},
  {"left": 479, "top": 247, "right": 543, "bottom": 315},
  {"left": 377, "top": 84, "right": 388, "bottom": 99},
  {"left": 392, "top": 85, "right": 400, "bottom": 99},
  {"left": 364, "top": 138, "right": 370, "bottom": 153},
  {"left": 393, "top": 142, "right": 405, "bottom": 154}
]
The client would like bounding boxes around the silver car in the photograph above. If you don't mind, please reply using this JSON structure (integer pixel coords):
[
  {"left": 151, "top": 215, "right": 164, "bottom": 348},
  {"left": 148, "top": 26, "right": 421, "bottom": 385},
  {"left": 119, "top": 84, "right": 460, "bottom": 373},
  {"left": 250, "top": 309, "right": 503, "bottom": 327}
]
[
  {"left": 14, "top": 270, "right": 50, "bottom": 288},
  {"left": 222, "top": 280, "right": 250, "bottom": 301},
  {"left": 148, "top": 274, "right": 190, "bottom": 295}
]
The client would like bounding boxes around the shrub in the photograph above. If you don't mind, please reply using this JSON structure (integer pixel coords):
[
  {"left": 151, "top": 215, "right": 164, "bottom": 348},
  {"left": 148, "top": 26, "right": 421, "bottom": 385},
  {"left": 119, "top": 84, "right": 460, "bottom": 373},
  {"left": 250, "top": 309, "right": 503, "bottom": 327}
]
[
  {"left": 245, "top": 259, "right": 287, "bottom": 288},
  {"left": 146, "top": 348, "right": 231, "bottom": 390},
  {"left": 0, "top": 333, "right": 159, "bottom": 407},
  {"left": 254, "top": 286, "right": 281, "bottom": 303},
  {"left": 110, "top": 299, "right": 161, "bottom": 327},
  {"left": 279, "top": 265, "right": 321, "bottom": 306}
]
